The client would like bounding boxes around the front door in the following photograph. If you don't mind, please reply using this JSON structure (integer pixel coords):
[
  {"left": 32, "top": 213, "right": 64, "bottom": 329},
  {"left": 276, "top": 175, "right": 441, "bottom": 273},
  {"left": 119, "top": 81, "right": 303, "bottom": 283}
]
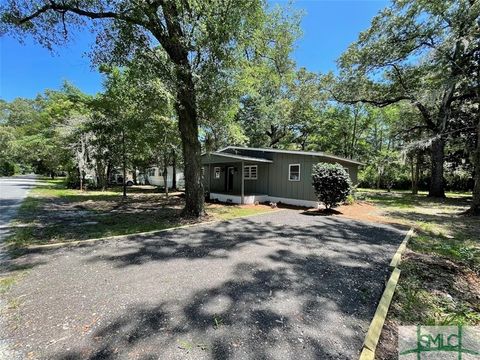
[{"left": 226, "top": 167, "right": 234, "bottom": 192}]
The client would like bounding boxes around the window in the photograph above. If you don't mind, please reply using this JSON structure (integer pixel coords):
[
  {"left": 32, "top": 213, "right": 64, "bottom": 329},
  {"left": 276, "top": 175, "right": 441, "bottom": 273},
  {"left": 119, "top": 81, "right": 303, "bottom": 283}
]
[
  {"left": 289, "top": 164, "right": 300, "bottom": 181},
  {"left": 244, "top": 165, "right": 258, "bottom": 180},
  {"left": 148, "top": 168, "right": 156, "bottom": 176},
  {"left": 214, "top": 167, "right": 221, "bottom": 179}
]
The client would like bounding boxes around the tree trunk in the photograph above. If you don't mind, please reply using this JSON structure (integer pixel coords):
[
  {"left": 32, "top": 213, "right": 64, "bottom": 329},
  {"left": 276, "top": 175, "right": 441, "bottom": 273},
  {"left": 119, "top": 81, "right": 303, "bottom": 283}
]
[
  {"left": 175, "top": 67, "right": 204, "bottom": 217},
  {"left": 410, "top": 156, "right": 416, "bottom": 194},
  {"left": 415, "top": 152, "right": 422, "bottom": 193},
  {"left": 106, "top": 162, "right": 112, "bottom": 188},
  {"left": 163, "top": 163, "right": 169, "bottom": 199},
  {"left": 376, "top": 164, "right": 382, "bottom": 189},
  {"left": 411, "top": 152, "right": 421, "bottom": 195},
  {"left": 97, "top": 162, "right": 107, "bottom": 191},
  {"left": 428, "top": 136, "right": 446, "bottom": 198},
  {"left": 172, "top": 150, "right": 177, "bottom": 191},
  {"left": 132, "top": 166, "right": 137, "bottom": 185},
  {"left": 467, "top": 119, "right": 480, "bottom": 215},
  {"left": 122, "top": 130, "right": 127, "bottom": 198},
  {"left": 78, "top": 168, "right": 83, "bottom": 192}
]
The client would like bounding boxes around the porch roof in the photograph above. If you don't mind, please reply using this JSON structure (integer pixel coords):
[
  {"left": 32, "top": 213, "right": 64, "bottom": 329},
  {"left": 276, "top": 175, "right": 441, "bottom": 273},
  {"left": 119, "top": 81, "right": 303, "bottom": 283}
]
[{"left": 202, "top": 152, "right": 273, "bottom": 164}]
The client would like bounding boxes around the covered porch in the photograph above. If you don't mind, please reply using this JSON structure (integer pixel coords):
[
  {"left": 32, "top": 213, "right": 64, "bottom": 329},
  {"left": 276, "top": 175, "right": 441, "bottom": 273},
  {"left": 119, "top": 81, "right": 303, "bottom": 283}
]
[{"left": 202, "top": 152, "right": 272, "bottom": 205}]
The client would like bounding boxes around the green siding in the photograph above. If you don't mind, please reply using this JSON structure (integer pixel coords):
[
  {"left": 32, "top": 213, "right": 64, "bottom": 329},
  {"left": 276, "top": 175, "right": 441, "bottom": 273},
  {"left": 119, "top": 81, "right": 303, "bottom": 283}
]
[
  {"left": 203, "top": 151, "right": 360, "bottom": 200},
  {"left": 266, "top": 153, "right": 360, "bottom": 201},
  {"left": 203, "top": 163, "right": 269, "bottom": 194}
]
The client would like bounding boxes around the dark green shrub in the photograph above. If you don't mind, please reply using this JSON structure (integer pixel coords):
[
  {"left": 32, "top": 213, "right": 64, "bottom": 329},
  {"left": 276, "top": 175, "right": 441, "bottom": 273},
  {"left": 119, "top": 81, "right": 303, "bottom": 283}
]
[
  {"left": 0, "top": 160, "right": 15, "bottom": 176},
  {"left": 312, "top": 163, "right": 352, "bottom": 210}
]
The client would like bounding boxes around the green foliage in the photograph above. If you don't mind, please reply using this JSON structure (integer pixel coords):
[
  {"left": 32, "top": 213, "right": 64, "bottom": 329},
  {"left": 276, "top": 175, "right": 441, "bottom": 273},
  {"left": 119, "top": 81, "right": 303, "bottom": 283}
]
[
  {"left": 0, "top": 159, "right": 15, "bottom": 176},
  {"left": 312, "top": 163, "right": 352, "bottom": 210},
  {"left": 335, "top": 0, "right": 479, "bottom": 198},
  {"left": 0, "top": 0, "right": 477, "bottom": 205},
  {"left": 235, "top": 5, "right": 303, "bottom": 149},
  {"left": 344, "top": 194, "right": 355, "bottom": 205}
]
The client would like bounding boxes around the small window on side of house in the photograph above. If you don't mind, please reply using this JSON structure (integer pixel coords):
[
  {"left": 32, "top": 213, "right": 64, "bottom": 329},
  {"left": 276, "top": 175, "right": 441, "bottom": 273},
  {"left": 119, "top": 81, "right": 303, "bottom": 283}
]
[
  {"left": 289, "top": 164, "right": 300, "bottom": 181},
  {"left": 244, "top": 165, "right": 257, "bottom": 180},
  {"left": 214, "top": 167, "right": 221, "bottom": 179},
  {"left": 244, "top": 166, "right": 250, "bottom": 179},
  {"left": 250, "top": 165, "right": 257, "bottom": 179}
]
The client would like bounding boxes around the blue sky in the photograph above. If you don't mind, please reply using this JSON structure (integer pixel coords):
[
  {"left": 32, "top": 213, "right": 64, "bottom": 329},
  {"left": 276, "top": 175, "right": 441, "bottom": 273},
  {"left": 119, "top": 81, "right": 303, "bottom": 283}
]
[{"left": 0, "top": 0, "right": 388, "bottom": 101}]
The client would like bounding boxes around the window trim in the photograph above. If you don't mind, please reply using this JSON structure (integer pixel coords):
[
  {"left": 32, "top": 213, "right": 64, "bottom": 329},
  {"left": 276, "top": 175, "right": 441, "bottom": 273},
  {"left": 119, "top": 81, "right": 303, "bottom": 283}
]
[
  {"left": 214, "top": 166, "right": 221, "bottom": 179},
  {"left": 244, "top": 165, "right": 258, "bottom": 180},
  {"left": 288, "top": 164, "right": 301, "bottom": 181}
]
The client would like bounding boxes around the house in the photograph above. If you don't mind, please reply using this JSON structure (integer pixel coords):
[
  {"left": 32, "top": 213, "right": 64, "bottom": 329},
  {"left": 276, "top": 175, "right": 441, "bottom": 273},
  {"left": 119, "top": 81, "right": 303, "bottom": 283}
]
[
  {"left": 201, "top": 146, "right": 364, "bottom": 207},
  {"left": 144, "top": 166, "right": 185, "bottom": 188}
]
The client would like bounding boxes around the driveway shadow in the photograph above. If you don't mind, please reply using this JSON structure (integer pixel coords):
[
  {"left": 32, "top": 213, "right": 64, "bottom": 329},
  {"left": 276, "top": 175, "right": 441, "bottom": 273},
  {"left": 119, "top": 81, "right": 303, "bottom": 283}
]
[{"left": 7, "top": 211, "right": 407, "bottom": 359}]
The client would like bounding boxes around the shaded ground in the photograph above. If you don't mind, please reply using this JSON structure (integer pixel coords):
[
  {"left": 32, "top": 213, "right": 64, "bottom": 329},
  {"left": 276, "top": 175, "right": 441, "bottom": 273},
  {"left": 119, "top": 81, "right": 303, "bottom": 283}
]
[
  {"left": 1, "top": 210, "right": 406, "bottom": 359},
  {"left": 7, "top": 179, "right": 275, "bottom": 248},
  {"left": 357, "top": 190, "right": 480, "bottom": 360}
]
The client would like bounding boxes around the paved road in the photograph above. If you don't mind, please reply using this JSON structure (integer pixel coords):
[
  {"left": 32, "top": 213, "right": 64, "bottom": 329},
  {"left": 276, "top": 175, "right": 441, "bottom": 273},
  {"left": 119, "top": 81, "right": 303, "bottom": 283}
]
[
  {"left": 0, "top": 175, "right": 38, "bottom": 359},
  {"left": 2, "top": 209, "right": 406, "bottom": 360},
  {"left": 0, "top": 175, "right": 38, "bottom": 248}
]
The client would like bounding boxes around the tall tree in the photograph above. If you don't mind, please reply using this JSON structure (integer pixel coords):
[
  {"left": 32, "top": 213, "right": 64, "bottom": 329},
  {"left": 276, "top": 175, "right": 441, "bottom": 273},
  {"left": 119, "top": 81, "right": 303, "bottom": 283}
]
[
  {"left": 334, "top": 0, "right": 480, "bottom": 198},
  {"left": 235, "top": 5, "right": 302, "bottom": 148},
  {"left": 1, "top": 0, "right": 265, "bottom": 216}
]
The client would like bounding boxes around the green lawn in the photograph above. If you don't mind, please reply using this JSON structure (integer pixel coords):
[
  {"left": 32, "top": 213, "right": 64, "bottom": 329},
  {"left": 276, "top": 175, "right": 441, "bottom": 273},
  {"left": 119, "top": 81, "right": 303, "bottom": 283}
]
[
  {"left": 357, "top": 189, "right": 480, "bottom": 358},
  {"left": 8, "top": 179, "right": 275, "bottom": 248}
]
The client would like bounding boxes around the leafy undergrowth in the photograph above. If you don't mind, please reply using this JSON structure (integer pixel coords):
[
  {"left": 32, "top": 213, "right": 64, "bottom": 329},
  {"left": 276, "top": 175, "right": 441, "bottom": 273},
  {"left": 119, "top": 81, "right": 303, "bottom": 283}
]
[
  {"left": 358, "top": 190, "right": 480, "bottom": 359},
  {"left": 8, "top": 179, "right": 275, "bottom": 249}
]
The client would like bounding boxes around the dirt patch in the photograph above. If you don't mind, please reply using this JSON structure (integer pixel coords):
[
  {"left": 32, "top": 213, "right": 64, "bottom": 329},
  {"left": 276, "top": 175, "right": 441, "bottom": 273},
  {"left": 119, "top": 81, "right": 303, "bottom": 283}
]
[
  {"left": 303, "top": 201, "right": 394, "bottom": 224},
  {"left": 375, "top": 319, "right": 398, "bottom": 360},
  {"left": 43, "top": 194, "right": 185, "bottom": 216}
]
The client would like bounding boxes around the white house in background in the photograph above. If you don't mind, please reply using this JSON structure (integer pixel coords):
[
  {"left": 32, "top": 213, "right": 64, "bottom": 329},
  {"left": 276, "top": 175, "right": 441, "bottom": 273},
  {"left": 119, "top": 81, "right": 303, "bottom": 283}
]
[{"left": 145, "top": 166, "right": 185, "bottom": 188}]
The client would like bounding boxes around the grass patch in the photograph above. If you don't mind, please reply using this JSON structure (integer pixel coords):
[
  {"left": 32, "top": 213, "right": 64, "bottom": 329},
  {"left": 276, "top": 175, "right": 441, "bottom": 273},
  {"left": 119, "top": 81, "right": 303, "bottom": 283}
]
[
  {"left": 0, "top": 269, "right": 28, "bottom": 295},
  {"left": 207, "top": 204, "right": 275, "bottom": 221},
  {"left": 8, "top": 178, "right": 275, "bottom": 248},
  {"left": 0, "top": 276, "right": 17, "bottom": 295},
  {"left": 361, "top": 189, "right": 480, "bottom": 358},
  {"left": 358, "top": 189, "right": 479, "bottom": 271}
]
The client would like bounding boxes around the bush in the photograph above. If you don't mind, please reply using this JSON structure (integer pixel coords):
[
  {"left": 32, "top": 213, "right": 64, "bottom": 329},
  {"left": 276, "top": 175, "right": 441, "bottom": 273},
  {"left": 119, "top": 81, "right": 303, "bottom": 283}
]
[
  {"left": 65, "top": 172, "right": 80, "bottom": 189},
  {"left": 0, "top": 160, "right": 15, "bottom": 176},
  {"left": 344, "top": 194, "right": 355, "bottom": 205},
  {"left": 312, "top": 163, "right": 352, "bottom": 210}
]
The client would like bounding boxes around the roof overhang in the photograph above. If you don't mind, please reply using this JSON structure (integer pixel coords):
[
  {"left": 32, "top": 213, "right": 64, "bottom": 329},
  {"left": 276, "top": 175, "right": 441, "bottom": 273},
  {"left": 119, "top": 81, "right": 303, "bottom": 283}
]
[
  {"left": 201, "top": 152, "right": 273, "bottom": 164},
  {"left": 218, "top": 146, "right": 365, "bottom": 166}
]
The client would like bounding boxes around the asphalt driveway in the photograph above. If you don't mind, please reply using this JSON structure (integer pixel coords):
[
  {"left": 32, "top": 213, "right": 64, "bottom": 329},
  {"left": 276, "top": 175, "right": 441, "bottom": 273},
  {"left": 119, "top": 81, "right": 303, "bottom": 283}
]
[{"left": 2, "top": 209, "right": 406, "bottom": 360}]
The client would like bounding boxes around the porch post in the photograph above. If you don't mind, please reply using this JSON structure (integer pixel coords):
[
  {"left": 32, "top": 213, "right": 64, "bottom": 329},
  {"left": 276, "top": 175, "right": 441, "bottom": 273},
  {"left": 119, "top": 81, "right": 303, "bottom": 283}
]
[{"left": 241, "top": 161, "right": 245, "bottom": 204}]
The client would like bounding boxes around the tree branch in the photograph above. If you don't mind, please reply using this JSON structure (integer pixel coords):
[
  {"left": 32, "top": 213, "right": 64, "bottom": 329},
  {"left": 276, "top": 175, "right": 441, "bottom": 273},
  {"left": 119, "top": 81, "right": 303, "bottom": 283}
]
[
  {"left": 330, "top": 90, "right": 411, "bottom": 108},
  {"left": 14, "top": 2, "right": 140, "bottom": 26}
]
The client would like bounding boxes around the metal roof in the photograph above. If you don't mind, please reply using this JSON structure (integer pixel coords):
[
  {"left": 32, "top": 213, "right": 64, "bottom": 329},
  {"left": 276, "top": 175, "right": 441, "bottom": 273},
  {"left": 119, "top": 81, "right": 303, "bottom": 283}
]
[
  {"left": 217, "top": 146, "right": 365, "bottom": 166},
  {"left": 202, "top": 152, "right": 273, "bottom": 163}
]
